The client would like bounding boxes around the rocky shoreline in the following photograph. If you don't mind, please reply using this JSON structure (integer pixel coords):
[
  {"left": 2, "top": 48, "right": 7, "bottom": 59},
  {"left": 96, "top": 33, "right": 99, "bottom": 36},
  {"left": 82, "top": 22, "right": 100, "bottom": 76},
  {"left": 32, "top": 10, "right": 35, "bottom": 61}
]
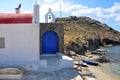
[
  {"left": 67, "top": 47, "right": 116, "bottom": 80},
  {"left": 64, "top": 37, "right": 120, "bottom": 62},
  {"left": 58, "top": 16, "right": 120, "bottom": 64},
  {"left": 64, "top": 38, "right": 120, "bottom": 80}
]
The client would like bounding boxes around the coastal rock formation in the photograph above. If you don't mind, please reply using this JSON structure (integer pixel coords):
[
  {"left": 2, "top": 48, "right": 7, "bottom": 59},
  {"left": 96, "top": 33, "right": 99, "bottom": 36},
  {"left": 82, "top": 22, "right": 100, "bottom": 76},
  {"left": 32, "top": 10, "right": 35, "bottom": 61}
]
[
  {"left": 101, "top": 38, "right": 120, "bottom": 46},
  {"left": 56, "top": 16, "right": 120, "bottom": 55},
  {"left": 87, "top": 38, "right": 100, "bottom": 50},
  {"left": 66, "top": 42, "right": 86, "bottom": 55}
]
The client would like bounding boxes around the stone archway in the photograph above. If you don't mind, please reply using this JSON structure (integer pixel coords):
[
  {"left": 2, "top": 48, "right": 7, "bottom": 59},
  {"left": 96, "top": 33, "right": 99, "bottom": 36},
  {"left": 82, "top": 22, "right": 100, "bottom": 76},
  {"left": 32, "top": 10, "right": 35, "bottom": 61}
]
[{"left": 42, "top": 31, "right": 58, "bottom": 54}]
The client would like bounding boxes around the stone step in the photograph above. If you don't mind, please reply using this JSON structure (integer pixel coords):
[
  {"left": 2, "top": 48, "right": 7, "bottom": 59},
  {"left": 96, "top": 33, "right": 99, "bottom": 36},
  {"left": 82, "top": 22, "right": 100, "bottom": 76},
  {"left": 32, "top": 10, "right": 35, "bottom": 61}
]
[{"left": 40, "top": 53, "right": 73, "bottom": 71}]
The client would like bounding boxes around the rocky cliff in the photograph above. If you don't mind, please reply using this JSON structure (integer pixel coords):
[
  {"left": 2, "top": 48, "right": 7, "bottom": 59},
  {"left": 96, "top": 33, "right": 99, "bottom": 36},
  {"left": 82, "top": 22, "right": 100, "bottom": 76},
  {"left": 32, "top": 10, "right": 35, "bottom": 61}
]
[{"left": 56, "top": 16, "right": 120, "bottom": 55}]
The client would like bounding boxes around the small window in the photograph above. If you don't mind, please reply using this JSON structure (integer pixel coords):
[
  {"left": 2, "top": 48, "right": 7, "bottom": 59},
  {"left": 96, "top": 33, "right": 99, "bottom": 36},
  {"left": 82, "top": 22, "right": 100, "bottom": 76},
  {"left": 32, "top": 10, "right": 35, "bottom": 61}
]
[{"left": 0, "top": 38, "right": 5, "bottom": 48}]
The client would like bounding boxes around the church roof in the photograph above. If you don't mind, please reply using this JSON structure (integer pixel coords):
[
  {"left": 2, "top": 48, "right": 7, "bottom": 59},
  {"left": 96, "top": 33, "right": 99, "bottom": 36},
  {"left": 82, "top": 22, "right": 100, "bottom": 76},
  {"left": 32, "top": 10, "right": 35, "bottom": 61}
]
[{"left": 0, "top": 13, "right": 33, "bottom": 24}]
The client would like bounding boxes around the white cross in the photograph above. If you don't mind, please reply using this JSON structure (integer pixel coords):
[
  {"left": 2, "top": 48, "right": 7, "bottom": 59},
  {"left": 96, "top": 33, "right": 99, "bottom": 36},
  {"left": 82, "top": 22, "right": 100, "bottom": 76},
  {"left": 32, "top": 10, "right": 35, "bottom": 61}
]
[{"left": 48, "top": 8, "right": 52, "bottom": 12}]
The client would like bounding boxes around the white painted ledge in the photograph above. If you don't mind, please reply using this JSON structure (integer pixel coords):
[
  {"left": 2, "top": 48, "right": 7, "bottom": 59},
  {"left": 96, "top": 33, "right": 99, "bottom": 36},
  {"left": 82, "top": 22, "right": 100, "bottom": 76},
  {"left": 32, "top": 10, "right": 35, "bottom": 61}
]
[
  {"left": 57, "top": 52, "right": 73, "bottom": 68},
  {"left": 0, "top": 74, "right": 22, "bottom": 79}
]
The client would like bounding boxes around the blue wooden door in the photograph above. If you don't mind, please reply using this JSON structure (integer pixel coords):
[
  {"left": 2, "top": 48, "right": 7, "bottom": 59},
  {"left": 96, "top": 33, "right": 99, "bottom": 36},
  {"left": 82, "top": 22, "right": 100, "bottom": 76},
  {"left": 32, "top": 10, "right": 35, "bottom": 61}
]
[{"left": 42, "top": 31, "right": 58, "bottom": 54}]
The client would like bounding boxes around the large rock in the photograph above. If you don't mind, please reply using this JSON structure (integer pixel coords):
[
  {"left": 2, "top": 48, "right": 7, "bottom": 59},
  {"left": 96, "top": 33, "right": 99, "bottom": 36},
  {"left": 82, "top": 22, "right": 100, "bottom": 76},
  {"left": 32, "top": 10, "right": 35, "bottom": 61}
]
[
  {"left": 87, "top": 38, "right": 100, "bottom": 50},
  {"left": 101, "top": 38, "right": 120, "bottom": 46},
  {"left": 66, "top": 42, "right": 86, "bottom": 55}
]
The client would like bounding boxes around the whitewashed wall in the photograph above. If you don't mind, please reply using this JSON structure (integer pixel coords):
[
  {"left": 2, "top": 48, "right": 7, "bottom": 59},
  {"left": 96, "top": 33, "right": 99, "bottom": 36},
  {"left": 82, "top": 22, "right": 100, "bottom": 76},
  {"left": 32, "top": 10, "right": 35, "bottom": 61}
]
[{"left": 0, "top": 24, "right": 40, "bottom": 70}]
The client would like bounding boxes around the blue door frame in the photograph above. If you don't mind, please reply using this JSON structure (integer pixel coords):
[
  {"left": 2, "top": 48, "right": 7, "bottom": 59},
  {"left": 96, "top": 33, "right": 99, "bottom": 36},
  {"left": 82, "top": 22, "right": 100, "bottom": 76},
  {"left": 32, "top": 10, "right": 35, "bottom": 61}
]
[{"left": 42, "top": 31, "right": 58, "bottom": 54}]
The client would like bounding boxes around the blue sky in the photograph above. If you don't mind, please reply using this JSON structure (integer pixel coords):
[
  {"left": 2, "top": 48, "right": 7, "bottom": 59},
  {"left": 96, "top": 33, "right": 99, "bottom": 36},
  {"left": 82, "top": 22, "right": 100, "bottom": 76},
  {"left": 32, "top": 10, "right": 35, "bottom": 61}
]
[{"left": 0, "top": 0, "right": 120, "bottom": 32}]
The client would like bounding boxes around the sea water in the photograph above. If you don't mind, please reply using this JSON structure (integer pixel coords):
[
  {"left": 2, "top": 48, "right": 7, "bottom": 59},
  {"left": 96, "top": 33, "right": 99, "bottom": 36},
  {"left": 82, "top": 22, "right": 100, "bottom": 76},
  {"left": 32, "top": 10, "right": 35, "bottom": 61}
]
[{"left": 101, "top": 46, "right": 120, "bottom": 78}]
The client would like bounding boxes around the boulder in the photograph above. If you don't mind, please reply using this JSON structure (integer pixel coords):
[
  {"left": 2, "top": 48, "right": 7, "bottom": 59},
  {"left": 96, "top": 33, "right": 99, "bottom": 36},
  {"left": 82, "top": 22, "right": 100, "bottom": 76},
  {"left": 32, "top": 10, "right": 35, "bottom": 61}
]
[{"left": 95, "top": 56, "right": 110, "bottom": 63}]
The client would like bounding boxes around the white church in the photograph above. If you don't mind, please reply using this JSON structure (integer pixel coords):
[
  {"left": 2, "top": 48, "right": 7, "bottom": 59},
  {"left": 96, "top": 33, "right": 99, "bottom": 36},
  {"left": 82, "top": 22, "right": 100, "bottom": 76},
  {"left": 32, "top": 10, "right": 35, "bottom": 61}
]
[{"left": 0, "top": 2, "right": 73, "bottom": 71}]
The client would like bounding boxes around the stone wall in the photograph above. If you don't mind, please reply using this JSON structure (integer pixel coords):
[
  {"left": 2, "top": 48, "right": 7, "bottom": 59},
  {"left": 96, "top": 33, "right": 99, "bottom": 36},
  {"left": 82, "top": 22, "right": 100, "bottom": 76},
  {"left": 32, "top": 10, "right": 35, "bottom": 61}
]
[{"left": 40, "top": 23, "right": 64, "bottom": 54}]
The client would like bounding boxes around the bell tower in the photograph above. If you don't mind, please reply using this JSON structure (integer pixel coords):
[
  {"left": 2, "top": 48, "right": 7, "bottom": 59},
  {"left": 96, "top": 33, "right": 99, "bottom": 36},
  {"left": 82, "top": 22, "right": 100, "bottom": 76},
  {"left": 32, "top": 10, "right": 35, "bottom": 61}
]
[{"left": 45, "top": 8, "right": 55, "bottom": 23}]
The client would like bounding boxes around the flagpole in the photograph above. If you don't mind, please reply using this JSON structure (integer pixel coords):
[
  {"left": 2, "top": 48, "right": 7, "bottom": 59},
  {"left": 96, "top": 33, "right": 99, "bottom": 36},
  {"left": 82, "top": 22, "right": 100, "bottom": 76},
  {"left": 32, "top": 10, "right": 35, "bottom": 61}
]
[{"left": 60, "top": 3, "right": 62, "bottom": 18}]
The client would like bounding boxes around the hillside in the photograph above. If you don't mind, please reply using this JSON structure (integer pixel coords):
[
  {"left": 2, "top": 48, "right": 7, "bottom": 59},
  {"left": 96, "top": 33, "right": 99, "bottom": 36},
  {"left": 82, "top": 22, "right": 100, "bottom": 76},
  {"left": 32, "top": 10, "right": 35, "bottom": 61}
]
[{"left": 56, "top": 16, "right": 120, "bottom": 54}]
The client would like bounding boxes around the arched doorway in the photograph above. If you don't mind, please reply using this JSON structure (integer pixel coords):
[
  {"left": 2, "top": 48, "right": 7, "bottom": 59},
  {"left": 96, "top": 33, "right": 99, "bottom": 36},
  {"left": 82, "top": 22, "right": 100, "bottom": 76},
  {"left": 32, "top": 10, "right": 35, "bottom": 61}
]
[{"left": 42, "top": 31, "right": 58, "bottom": 54}]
